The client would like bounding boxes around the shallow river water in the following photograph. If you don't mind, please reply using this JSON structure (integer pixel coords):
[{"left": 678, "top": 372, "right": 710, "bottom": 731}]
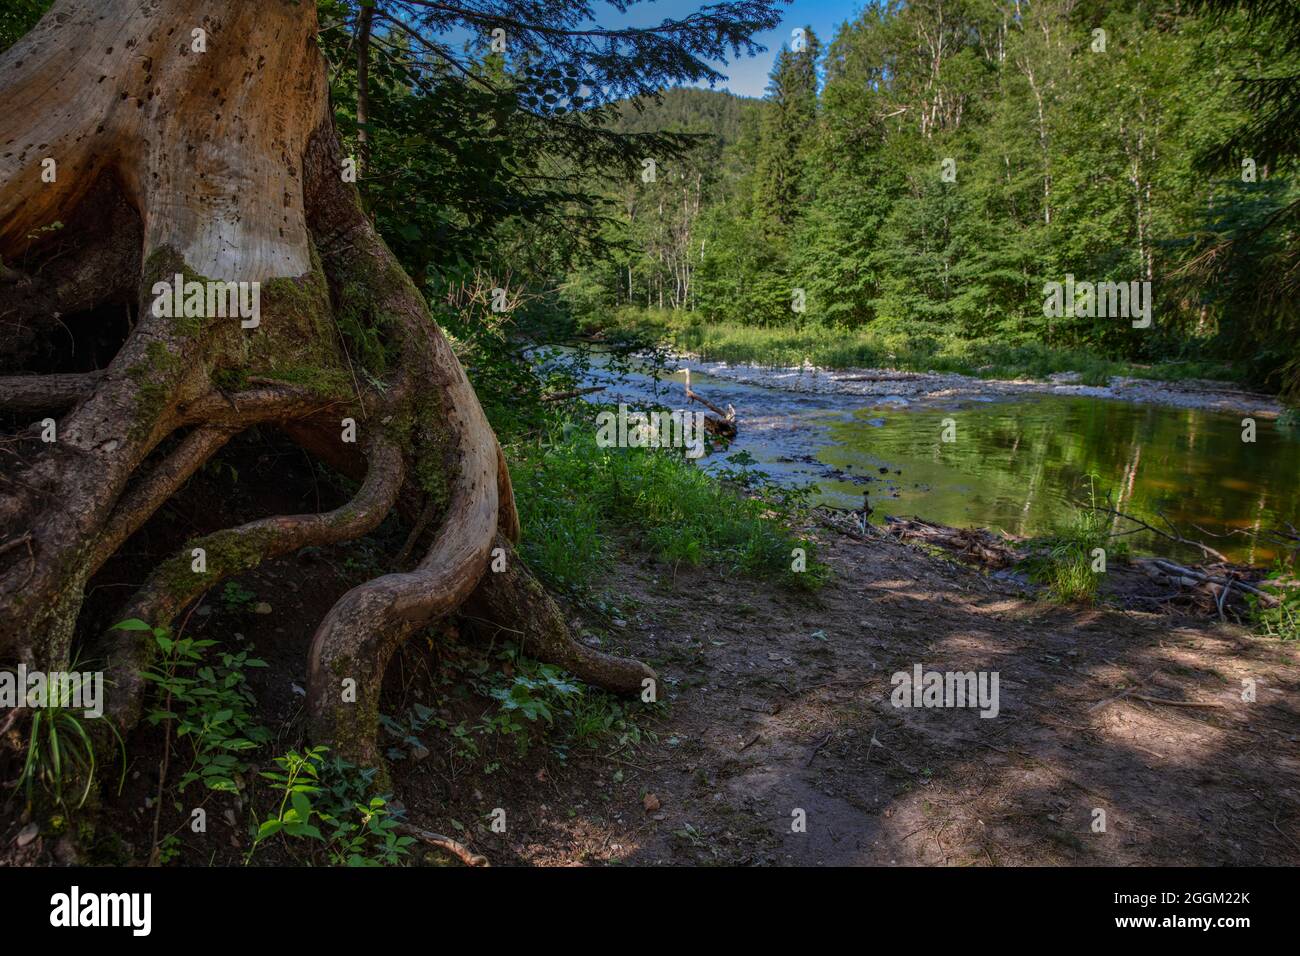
[{"left": 561, "top": 350, "right": 1299, "bottom": 565}]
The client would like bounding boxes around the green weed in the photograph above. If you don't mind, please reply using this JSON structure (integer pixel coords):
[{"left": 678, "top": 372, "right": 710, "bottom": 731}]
[
  {"left": 10, "top": 662, "right": 119, "bottom": 810},
  {"left": 126, "top": 619, "right": 271, "bottom": 795},
  {"left": 1250, "top": 565, "right": 1300, "bottom": 640},
  {"left": 1021, "top": 476, "right": 1122, "bottom": 603},
  {"left": 510, "top": 424, "right": 825, "bottom": 592},
  {"left": 248, "top": 746, "right": 414, "bottom": 866}
]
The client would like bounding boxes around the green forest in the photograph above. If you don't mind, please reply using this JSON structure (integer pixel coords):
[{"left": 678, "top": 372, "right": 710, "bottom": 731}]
[{"left": 562, "top": 2, "right": 1300, "bottom": 397}]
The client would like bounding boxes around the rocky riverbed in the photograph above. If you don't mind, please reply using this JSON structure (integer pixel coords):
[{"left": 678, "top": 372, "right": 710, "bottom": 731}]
[{"left": 669, "top": 355, "right": 1286, "bottom": 417}]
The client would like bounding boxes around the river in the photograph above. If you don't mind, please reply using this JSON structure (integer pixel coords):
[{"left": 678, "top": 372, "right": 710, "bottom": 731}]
[{"left": 551, "top": 348, "right": 1299, "bottom": 565}]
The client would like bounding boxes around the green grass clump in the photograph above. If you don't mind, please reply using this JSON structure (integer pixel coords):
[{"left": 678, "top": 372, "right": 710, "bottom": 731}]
[
  {"left": 509, "top": 423, "right": 824, "bottom": 592},
  {"left": 1020, "top": 478, "right": 1120, "bottom": 603},
  {"left": 1251, "top": 566, "right": 1300, "bottom": 641}
]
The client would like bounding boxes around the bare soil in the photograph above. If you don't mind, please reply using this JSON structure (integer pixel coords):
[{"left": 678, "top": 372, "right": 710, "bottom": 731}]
[{"left": 418, "top": 525, "right": 1300, "bottom": 866}]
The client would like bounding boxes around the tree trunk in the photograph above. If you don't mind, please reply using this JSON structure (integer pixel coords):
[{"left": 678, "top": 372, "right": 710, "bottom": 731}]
[{"left": 0, "top": 0, "right": 651, "bottom": 769}]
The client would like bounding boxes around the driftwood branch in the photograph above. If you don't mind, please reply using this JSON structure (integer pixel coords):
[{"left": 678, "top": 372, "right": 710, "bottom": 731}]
[
  {"left": 1137, "top": 557, "right": 1280, "bottom": 607},
  {"left": 1097, "top": 507, "right": 1230, "bottom": 563},
  {"left": 398, "top": 824, "right": 489, "bottom": 866},
  {"left": 883, "top": 515, "right": 1021, "bottom": 568},
  {"left": 683, "top": 367, "right": 737, "bottom": 438}
]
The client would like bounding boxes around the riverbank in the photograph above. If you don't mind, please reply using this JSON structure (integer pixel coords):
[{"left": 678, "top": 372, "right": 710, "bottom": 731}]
[
  {"left": 5, "top": 420, "right": 1295, "bottom": 868},
  {"left": 666, "top": 355, "right": 1288, "bottom": 418},
  {"left": 343, "top": 516, "right": 1300, "bottom": 865},
  {"left": 584, "top": 311, "right": 1290, "bottom": 416},
  {"left": 542, "top": 344, "right": 1299, "bottom": 565}
]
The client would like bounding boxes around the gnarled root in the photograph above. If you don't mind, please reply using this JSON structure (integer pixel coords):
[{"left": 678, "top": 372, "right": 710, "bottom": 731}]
[
  {"left": 1, "top": 0, "right": 653, "bottom": 782},
  {"left": 96, "top": 435, "right": 404, "bottom": 734},
  {"left": 464, "top": 536, "right": 658, "bottom": 697}
]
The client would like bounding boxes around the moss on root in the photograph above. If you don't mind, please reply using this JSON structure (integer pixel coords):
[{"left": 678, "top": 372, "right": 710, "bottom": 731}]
[
  {"left": 328, "top": 246, "right": 425, "bottom": 379},
  {"left": 125, "top": 340, "right": 185, "bottom": 442},
  {"left": 246, "top": 243, "right": 339, "bottom": 370},
  {"left": 377, "top": 387, "right": 455, "bottom": 515},
  {"left": 411, "top": 395, "right": 453, "bottom": 509},
  {"left": 139, "top": 246, "right": 209, "bottom": 338},
  {"left": 154, "top": 526, "right": 279, "bottom": 603},
  {"left": 256, "top": 364, "right": 356, "bottom": 400}
]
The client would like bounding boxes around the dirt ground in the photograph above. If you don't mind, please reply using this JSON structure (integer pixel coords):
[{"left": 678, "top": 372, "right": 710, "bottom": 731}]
[
  {"left": 390, "top": 521, "right": 1298, "bottom": 867},
  {"left": 3, "top": 441, "right": 1297, "bottom": 866}
]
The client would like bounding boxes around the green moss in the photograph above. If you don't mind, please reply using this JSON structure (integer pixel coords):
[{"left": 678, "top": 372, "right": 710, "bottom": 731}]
[
  {"left": 155, "top": 527, "right": 279, "bottom": 602},
  {"left": 379, "top": 390, "right": 455, "bottom": 511},
  {"left": 244, "top": 244, "right": 340, "bottom": 370},
  {"left": 412, "top": 398, "right": 453, "bottom": 508},
  {"left": 126, "top": 340, "right": 185, "bottom": 441},
  {"left": 212, "top": 368, "right": 249, "bottom": 391},
  {"left": 264, "top": 270, "right": 329, "bottom": 321},
  {"left": 334, "top": 281, "right": 399, "bottom": 375},
  {"left": 328, "top": 249, "right": 423, "bottom": 378},
  {"left": 140, "top": 247, "right": 212, "bottom": 337},
  {"left": 257, "top": 363, "right": 355, "bottom": 400}
]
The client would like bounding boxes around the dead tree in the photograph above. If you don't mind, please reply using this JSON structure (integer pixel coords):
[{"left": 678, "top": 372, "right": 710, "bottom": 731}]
[{"left": 0, "top": 0, "right": 652, "bottom": 767}]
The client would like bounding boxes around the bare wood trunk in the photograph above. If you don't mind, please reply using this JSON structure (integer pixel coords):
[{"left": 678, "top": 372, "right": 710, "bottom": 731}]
[{"left": 0, "top": 0, "right": 651, "bottom": 772}]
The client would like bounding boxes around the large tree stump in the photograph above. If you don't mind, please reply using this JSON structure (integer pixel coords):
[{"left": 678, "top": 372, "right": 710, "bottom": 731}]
[{"left": 0, "top": 0, "right": 652, "bottom": 769}]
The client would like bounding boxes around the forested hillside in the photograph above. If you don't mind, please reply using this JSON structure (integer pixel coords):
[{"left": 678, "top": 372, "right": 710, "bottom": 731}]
[{"left": 565, "top": 0, "right": 1300, "bottom": 398}]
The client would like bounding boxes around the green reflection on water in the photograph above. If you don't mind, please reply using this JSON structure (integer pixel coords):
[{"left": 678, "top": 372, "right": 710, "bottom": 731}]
[{"left": 817, "top": 397, "right": 1299, "bottom": 564}]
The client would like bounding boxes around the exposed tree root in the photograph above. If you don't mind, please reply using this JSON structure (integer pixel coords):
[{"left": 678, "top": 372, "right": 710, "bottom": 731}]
[
  {"left": 464, "top": 536, "right": 658, "bottom": 697},
  {"left": 397, "top": 824, "right": 489, "bottom": 867},
  {"left": 0, "top": 371, "right": 104, "bottom": 415},
  {"left": 91, "top": 426, "right": 236, "bottom": 569},
  {"left": 97, "top": 436, "right": 404, "bottom": 733},
  {"left": 1, "top": 0, "right": 654, "bottom": 783}
]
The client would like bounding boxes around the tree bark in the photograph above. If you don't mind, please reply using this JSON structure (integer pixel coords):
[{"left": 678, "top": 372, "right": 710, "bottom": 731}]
[{"left": 0, "top": 0, "right": 652, "bottom": 770}]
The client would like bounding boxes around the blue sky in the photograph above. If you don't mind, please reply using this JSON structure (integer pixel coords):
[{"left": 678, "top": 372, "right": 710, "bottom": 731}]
[
  {"left": 431, "top": 2, "right": 861, "bottom": 99},
  {"left": 603, "top": 0, "right": 861, "bottom": 98}
]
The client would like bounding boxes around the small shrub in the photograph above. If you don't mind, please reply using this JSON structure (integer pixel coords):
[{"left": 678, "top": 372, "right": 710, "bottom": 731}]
[
  {"left": 127, "top": 619, "right": 271, "bottom": 795},
  {"left": 248, "top": 746, "right": 415, "bottom": 866}
]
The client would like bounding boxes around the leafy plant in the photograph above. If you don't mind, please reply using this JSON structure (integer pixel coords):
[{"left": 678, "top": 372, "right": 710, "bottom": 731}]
[
  {"left": 466, "top": 643, "right": 658, "bottom": 759},
  {"left": 219, "top": 581, "right": 256, "bottom": 615},
  {"left": 10, "top": 660, "right": 120, "bottom": 810},
  {"left": 125, "top": 619, "right": 270, "bottom": 794},
  {"left": 1250, "top": 566, "right": 1300, "bottom": 641},
  {"left": 156, "top": 833, "right": 182, "bottom": 864},
  {"left": 249, "top": 746, "right": 415, "bottom": 866},
  {"left": 379, "top": 702, "right": 438, "bottom": 762}
]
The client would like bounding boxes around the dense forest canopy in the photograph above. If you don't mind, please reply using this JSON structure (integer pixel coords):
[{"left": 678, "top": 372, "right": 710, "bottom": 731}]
[{"left": 562, "top": 0, "right": 1300, "bottom": 398}]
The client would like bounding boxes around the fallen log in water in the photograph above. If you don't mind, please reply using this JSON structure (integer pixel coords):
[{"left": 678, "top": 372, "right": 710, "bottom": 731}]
[{"left": 683, "top": 368, "right": 738, "bottom": 438}]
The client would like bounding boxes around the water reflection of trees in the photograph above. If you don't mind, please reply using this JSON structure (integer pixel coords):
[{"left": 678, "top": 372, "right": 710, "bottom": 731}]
[{"left": 828, "top": 398, "right": 1298, "bottom": 562}]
